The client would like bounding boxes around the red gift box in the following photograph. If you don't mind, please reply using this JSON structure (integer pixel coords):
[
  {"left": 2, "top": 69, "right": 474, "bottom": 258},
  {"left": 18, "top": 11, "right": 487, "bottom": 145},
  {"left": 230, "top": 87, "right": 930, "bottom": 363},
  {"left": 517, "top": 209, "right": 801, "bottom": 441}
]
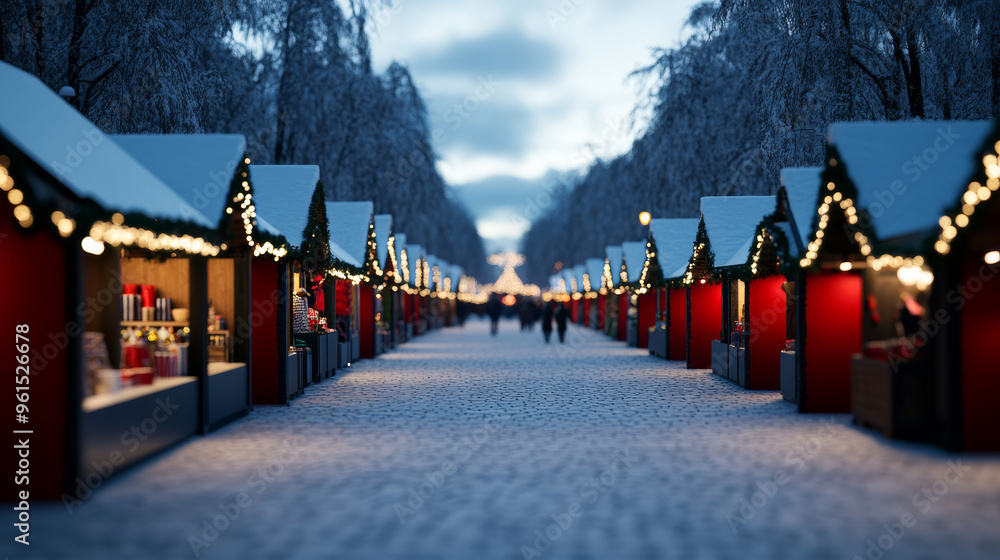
[{"left": 122, "top": 367, "right": 154, "bottom": 386}]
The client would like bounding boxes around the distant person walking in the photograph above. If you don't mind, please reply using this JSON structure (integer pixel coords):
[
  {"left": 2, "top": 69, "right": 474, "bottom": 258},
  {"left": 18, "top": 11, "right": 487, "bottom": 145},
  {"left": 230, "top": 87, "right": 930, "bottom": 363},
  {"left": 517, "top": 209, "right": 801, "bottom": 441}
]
[
  {"left": 541, "top": 301, "right": 554, "bottom": 343},
  {"left": 486, "top": 293, "right": 503, "bottom": 335},
  {"left": 555, "top": 303, "right": 569, "bottom": 343}
]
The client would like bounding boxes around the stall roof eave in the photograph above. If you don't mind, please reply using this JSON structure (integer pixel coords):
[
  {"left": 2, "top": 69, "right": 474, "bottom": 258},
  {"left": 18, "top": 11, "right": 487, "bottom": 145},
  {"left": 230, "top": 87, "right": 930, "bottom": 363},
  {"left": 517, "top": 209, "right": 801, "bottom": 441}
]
[
  {"left": 0, "top": 63, "right": 215, "bottom": 229},
  {"left": 326, "top": 201, "right": 374, "bottom": 266},
  {"left": 779, "top": 167, "right": 823, "bottom": 255},
  {"left": 700, "top": 196, "right": 776, "bottom": 268},
  {"left": 827, "top": 120, "right": 995, "bottom": 241},
  {"left": 248, "top": 164, "right": 320, "bottom": 247},
  {"left": 622, "top": 241, "right": 647, "bottom": 283},
  {"left": 648, "top": 218, "right": 700, "bottom": 280},
  {"left": 111, "top": 133, "right": 247, "bottom": 224}
]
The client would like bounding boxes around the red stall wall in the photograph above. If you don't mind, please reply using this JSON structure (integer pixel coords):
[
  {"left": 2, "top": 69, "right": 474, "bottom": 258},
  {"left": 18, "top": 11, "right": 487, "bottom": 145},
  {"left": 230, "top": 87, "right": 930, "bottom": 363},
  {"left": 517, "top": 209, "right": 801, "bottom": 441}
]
[
  {"left": 2, "top": 216, "right": 70, "bottom": 500},
  {"left": 583, "top": 298, "right": 591, "bottom": 327},
  {"left": 668, "top": 288, "right": 687, "bottom": 361},
  {"left": 961, "top": 258, "right": 1000, "bottom": 451},
  {"left": 597, "top": 294, "right": 606, "bottom": 329},
  {"left": 688, "top": 283, "right": 722, "bottom": 369},
  {"left": 637, "top": 291, "right": 655, "bottom": 348},
  {"left": 571, "top": 298, "right": 579, "bottom": 323},
  {"left": 251, "top": 259, "right": 281, "bottom": 404},
  {"left": 360, "top": 283, "right": 375, "bottom": 359},
  {"left": 747, "top": 275, "right": 786, "bottom": 390},
  {"left": 803, "top": 273, "right": 862, "bottom": 413},
  {"left": 618, "top": 292, "right": 629, "bottom": 341}
]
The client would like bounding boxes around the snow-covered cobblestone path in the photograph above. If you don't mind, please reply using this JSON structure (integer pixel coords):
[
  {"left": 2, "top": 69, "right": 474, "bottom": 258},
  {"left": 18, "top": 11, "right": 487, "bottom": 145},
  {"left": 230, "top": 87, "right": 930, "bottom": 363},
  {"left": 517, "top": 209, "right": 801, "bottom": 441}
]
[{"left": 22, "top": 320, "right": 1000, "bottom": 560}]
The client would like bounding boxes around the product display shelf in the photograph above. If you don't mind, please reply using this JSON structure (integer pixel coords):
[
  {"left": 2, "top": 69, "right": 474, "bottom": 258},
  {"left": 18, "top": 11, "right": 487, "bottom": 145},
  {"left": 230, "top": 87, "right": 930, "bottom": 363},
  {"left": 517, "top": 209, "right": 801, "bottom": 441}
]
[{"left": 121, "top": 320, "right": 190, "bottom": 328}]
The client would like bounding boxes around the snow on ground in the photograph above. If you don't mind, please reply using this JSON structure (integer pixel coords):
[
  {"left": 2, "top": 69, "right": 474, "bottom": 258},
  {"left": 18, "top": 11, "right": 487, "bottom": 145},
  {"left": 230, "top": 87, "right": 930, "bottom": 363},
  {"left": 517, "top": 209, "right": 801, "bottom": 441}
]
[{"left": 17, "top": 319, "right": 1000, "bottom": 560}]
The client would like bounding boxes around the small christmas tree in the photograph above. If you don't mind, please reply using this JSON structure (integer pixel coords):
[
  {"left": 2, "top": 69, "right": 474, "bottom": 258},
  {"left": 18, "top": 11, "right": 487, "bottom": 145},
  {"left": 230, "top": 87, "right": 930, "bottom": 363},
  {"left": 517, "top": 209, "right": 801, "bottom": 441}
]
[{"left": 300, "top": 181, "right": 331, "bottom": 273}]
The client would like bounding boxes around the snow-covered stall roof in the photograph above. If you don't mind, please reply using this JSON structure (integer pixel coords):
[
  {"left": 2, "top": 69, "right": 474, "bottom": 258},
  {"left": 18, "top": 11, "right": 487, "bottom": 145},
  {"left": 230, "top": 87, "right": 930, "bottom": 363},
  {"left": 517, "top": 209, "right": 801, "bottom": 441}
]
[
  {"left": 649, "top": 218, "right": 700, "bottom": 281},
  {"left": 248, "top": 165, "right": 320, "bottom": 247},
  {"left": 449, "top": 265, "right": 463, "bottom": 290},
  {"left": 700, "top": 196, "right": 776, "bottom": 268},
  {"left": 564, "top": 269, "right": 578, "bottom": 293},
  {"left": 374, "top": 214, "right": 392, "bottom": 267},
  {"left": 828, "top": 120, "right": 994, "bottom": 241},
  {"left": 407, "top": 244, "right": 425, "bottom": 285},
  {"left": 393, "top": 232, "right": 407, "bottom": 281},
  {"left": 426, "top": 255, "right": 441, "bottom": 288},
  {"left": 112, "top": 134, "right": 247, "bottom": 225},
  {"left": 779, "top": 167, "right": 822, "bottom": 256},
  {"left": 606, "top": 246, "right": 624, "bottom": 287},
  {"left": 0, "top": 63, "right": 214, "bottom": 228},
  {"left": 326, "top": 201, "right": 374, "bottom": 267},
  {"left": 622, "top": 241, "right": 647, "bottom": 283},
  {"left": 549, "top": 275, "right": 563, "bottom": 292},
  {"left": 586, "top": 258, "right": 605, "bottom": 292},
  {"left": 572, "top": 264, "right": 586, "bottom": 293}
]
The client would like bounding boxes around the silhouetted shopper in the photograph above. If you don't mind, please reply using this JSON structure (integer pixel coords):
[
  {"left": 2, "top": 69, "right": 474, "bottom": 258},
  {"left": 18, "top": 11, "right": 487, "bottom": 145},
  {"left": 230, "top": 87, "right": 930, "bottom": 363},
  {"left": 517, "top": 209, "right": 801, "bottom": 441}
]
[
  {"left": 556, "top": 304, "right": 569, "bottom": 343},
  {"left": 541, "top": 302, "right": 554, "bottom": 343},
  {"left": 519, "top": 300, "right": 534, "bottom": 331},
  {"left": 486, "top": 294, "right": 503, "bottom": 335}
]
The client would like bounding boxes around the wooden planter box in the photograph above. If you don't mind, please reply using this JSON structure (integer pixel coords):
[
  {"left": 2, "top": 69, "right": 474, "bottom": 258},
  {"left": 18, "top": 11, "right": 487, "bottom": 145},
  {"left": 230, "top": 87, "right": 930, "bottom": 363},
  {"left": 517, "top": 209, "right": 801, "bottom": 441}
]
[
  {"left": 352, "top": 335, "right": 361, "bottom": 362},
  {"left": 711, "top": 340, "right": 729, "bottom": 378},
  {"left": 780, "top": 350, "right": 796, "bottom": 403},
  {"left": 851, "top": 354, "right": 933, "bottom": 440}
]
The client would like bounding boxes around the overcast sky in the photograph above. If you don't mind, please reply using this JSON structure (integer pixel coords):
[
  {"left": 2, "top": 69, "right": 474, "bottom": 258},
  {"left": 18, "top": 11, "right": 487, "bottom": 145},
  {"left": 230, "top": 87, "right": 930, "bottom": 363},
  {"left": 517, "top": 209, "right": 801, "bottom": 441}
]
[{"left": 369, "top": 0, "right": 702, "bottom": 253}]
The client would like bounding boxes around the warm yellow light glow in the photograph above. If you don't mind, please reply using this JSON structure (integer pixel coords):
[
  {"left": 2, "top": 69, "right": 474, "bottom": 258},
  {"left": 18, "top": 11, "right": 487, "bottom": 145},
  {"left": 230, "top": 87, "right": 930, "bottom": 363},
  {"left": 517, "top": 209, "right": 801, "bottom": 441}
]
[
  {"left": 6, "top": 188, "right": 26, "bottom": 206},
  {"left": 985, "top": 251, "right": 1000, "bottom": 265},
  {"left": 57, "top": 218, "right": 75, "bottom": 237},
  {"left": 639, "top": 211, "right": 651, "bottom": 226},
  {"left": 939, "top": 215, "right": 951, "bottom": 228},
  {"left": 840, "top": 262, "right": 852, "bottom": 272},
  {"left": 81, "top": 236, "right": 105, "bottom": 255}
]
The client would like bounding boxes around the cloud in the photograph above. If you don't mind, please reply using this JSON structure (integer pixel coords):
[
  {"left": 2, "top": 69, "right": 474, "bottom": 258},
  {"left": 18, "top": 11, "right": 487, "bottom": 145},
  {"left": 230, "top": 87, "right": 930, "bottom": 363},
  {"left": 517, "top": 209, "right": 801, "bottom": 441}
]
[
  {"left": 409, "top": 28, "right": 562, "bottom": 81},
  {"left": 426, "top": 96, "right": 535, "bottom": 158}
]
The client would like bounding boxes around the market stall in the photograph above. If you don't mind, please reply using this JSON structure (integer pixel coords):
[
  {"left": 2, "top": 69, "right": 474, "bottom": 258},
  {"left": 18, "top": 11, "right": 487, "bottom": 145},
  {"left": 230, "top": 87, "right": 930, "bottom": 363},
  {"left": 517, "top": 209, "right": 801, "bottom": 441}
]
[
  {"left": 699, "top": 196, "right": 779, "bottom": 388},
  {"left": 0, "top": 62, "right": 217, "bottom": 496},
  {"left": 929, "top": 120, "right": 1000, "bottom": 451},
  {"left": 374, "top": 213, "right": 394, "bottom": 353},
  {"left": 647, "top": 219, "right": 700, "bottom": 361},
  {"left": 114, "top": 134, "right": 284, "bottom": 430},
  {"left": 800, "top": 121, "right": 995, "bottom": 438},
  {"left": 622, "top": 241, "right": 648, "bottom": 347},
  {"left": 604, "top": 245, "right": 624, "bottom": 339},
  {"left": 392, "top": 232, "right": 410, "bottom": 342},
  {"left": 586, "top": 257, "right": 606, "bottom": 329},
  {"left": 248, "top": 164, "right": 326, "bottom": 402},
  {"left": 327, "top": 201, "right": 376, "bottom": 363},
  {"left": 776, "top": 166, "right": 824, "bottom": 403},
  {"left": 677, "top": 216, "right": 722, "bottom": 369}
]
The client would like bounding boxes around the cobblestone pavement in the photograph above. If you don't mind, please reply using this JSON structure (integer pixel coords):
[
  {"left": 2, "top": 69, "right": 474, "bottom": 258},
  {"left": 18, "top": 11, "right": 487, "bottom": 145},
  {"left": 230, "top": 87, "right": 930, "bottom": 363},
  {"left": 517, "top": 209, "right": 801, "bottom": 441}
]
[{"left": 16, "top": 319, "right": 1000, "bottom": 560}]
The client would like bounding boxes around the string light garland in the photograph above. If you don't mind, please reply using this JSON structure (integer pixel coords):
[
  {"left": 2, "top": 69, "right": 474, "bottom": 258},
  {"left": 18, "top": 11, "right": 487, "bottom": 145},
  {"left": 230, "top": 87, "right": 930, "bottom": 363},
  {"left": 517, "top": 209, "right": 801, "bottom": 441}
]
[{"left": 934, "top": 144, "right": 1000, "bottom": 255}]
